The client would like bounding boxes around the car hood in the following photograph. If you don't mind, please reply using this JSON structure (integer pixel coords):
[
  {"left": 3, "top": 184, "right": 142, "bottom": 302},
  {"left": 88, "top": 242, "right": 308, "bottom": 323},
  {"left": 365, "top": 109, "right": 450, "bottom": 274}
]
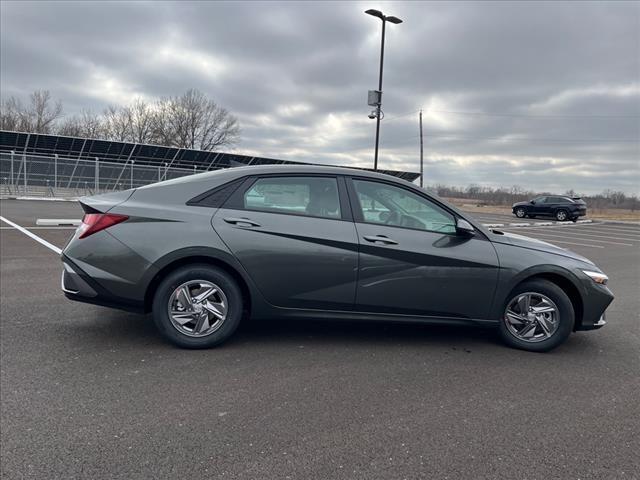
[
  {"left": 490, "top": 230, "right": 595, "bottom": 265},
  {"left": 512, "top": 201, "right": 530, "bottom": 207}
]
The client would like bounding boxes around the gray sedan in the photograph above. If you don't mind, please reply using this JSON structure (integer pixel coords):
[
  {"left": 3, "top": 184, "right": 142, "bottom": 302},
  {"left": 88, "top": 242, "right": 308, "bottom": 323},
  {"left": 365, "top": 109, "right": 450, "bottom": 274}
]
[{"left": 61, "top": 165, "right": 613, "bottom": 352}]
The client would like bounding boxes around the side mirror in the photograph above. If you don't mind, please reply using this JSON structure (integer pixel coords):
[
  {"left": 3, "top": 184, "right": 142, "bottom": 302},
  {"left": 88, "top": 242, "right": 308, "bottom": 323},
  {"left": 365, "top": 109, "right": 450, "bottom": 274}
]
[
  {"left": 530, "top": 200, "right": 535, "bottom": 204},
  {"left": 456, "top": 218, "right": 475, "bottom": 236}
]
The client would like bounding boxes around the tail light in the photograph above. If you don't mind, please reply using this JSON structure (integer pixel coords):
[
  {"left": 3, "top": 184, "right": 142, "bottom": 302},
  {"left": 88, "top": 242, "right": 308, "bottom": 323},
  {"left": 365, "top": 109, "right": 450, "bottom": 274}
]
[{"left": 78, "top": 213, "right": 129, "bottom": 239}]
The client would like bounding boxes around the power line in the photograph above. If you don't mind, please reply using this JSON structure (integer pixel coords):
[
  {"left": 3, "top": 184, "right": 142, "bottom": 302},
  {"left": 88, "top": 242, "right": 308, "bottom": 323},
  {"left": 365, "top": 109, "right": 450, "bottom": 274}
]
[
  {"left": 424, "top": 109, "right": 640, "bottom": 119},
  {"left": 381, "top": 108, "right": 640, "bottom": 121},
  {"left": 377, "top": 132, "right": 639, "bottom": 146},
  {"left": 382, "top": 110, "right": 420, "bottom": 122}
]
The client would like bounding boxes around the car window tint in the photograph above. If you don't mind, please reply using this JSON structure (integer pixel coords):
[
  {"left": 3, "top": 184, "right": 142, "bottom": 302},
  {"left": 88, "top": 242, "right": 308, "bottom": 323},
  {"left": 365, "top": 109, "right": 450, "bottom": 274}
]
[
  {"left": 243, "top": 177, "right": 341, "bottom": 219},
  {"left": 353, "top": 180, "right": 456, "bottom": 234}
]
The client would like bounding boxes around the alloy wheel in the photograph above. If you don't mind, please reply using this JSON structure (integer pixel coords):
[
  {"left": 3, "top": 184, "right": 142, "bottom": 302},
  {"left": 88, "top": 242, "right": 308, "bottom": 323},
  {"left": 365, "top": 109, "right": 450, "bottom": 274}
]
[
  {"left": 504, "top": 292, "right": 560, "bottom": 343},
  {"left": 556, "top": 210, "right": 567, "bottom": 221},
  {"left": 516, "top": 208, "right": 526, "bottom": 218},
  {"left": 167, "top": 280, "right": 228, "bottom": 337}
]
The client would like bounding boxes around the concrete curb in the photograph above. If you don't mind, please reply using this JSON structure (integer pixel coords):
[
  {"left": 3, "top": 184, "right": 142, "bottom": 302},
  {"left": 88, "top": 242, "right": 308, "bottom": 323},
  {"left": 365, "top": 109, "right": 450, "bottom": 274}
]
[
  {"left": 36, "top": 218, "right": 81, "bottom": 226},
  {"left": 1, "top": 196, "right": 78, "bottom": 202}
]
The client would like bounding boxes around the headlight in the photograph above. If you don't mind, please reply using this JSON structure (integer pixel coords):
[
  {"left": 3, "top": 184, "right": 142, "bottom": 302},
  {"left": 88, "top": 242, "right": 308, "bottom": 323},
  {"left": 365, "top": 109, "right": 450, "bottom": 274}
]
[{"left": 582, "top": 270, "right": 608, "bottom": 285}]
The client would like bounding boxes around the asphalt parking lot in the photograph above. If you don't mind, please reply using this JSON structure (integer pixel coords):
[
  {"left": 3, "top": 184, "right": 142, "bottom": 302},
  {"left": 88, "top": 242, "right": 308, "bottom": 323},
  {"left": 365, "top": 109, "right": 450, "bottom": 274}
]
[{"left": 1, "top": 199, "right": 639, "bottom": 479}]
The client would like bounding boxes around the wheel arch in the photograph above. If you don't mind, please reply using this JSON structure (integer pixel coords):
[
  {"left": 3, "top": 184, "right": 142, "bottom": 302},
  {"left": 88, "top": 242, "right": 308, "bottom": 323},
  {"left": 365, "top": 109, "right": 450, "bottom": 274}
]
[
  {"left": 502, "top": 271, "right": 585, "bottom": 330},
  {"left": 143, "top": 248, "right": 256, "bottom": 315}
]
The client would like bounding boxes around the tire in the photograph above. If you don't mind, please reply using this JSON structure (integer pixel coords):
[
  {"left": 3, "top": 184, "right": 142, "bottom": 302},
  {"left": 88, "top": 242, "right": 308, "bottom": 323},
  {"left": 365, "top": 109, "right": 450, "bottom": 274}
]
[
  {"left": 152, "top": 264, "right": 243, "bottom": 348},
  {"left": 555, "top": 209, "right": 568, "bottom": 221},
  {"left": 498, "top": 279, "right": 574, "bottom": 352},
  {"left": 515, "top": 208, "right": 526, "bottom": 218}
]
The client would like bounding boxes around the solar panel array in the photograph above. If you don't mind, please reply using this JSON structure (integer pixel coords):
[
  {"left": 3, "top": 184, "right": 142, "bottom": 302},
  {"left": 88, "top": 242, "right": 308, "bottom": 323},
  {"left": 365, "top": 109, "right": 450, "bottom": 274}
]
[{"left": 0, "top": 130, "right": 420, "bottom": 182}]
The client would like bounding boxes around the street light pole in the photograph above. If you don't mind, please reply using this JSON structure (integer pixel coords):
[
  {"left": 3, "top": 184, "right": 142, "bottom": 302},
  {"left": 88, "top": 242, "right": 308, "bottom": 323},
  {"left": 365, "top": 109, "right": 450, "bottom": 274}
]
[{"left": 365, "top": 9, "right": 402, "bottom": 171}]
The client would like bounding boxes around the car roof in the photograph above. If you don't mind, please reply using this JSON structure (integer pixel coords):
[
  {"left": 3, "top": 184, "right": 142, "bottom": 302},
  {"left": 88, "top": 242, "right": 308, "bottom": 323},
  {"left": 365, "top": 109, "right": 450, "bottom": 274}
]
[{"left": 185, "top": 164, "right": 418, "bottom": 186}]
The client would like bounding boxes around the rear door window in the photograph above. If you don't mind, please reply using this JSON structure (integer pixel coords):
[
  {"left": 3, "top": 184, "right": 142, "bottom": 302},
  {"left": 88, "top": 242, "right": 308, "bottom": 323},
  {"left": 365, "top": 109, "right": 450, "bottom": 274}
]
[{"left": 242, "top": 176, "right": 341, "bottom": 219}]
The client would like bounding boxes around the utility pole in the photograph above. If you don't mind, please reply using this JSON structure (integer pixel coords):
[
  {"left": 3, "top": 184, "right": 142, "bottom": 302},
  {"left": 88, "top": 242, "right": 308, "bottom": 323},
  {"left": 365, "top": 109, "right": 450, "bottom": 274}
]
[{"left": 419, "top": 109, "right": 424, "bottom": 188}]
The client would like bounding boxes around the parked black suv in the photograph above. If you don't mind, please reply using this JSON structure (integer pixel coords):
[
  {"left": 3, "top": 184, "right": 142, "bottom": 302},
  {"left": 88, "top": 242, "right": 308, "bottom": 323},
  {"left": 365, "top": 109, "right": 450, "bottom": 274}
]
[{"left": 512, "top": 196, "right": 587, "bottom": 222}]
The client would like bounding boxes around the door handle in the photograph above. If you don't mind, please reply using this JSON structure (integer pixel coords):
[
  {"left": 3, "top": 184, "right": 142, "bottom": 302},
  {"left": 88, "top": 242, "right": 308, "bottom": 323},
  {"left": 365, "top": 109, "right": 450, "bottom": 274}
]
[
  {"left": 223, "top": 217, "right": 261, "bottom": 227},
  {"left": 363, "top": 235, "right": 398, "bottom": 245}
]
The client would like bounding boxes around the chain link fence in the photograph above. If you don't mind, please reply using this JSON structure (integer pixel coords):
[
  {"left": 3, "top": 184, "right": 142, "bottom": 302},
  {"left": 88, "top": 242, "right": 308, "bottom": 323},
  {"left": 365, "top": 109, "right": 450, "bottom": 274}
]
[{"left": 0, "top": 151, "right": 214, "bottom": 198}]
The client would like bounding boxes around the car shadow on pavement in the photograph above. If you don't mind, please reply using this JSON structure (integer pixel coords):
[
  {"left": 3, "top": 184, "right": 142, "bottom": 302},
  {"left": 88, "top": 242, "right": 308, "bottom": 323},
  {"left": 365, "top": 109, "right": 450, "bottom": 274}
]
[{"left": 81, "top": 308, "right": 501, "bottom": 350}]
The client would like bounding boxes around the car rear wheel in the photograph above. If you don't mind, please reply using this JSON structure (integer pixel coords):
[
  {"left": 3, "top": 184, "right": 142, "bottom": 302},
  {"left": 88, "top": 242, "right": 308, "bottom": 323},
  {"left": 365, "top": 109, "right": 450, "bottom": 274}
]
[
  {"left": 555, "top": 209, "right": 568, "bottom": 221},
  {"left": 515, "top": 208, "right": 526, "bottom": 218},
  {"left": 152, "top": 264, "right": 243, "bottom": 348},
  {"left": 499, "top": 279, "right": 574, "bottom": 352}
]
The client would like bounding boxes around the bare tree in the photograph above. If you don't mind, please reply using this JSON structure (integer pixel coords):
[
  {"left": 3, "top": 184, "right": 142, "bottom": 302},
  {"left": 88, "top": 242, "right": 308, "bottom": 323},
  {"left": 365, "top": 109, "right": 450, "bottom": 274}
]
[
  {"left": 1, "top": 88, "right": 240, "bottom": 150},
  {"left": 57, "top": 110, "right": 104, "bottom": 138},
  {"left": 0, "top": 96, "right": 24, "bottom": 131},
  {"left": 1, "top": 90, "right": 62, "bottom": 133},
  {"left": 28, "top": 90, "right": 63, "bottom": 133},
  {"left": 126, "top": 99, "right": 157, "bottom": 144},
  {"left": 102, "top": 105, "right": 132, "bottom": 142},
  {"left": 154, "top": 89, "right": 240, "bottom": 150}
]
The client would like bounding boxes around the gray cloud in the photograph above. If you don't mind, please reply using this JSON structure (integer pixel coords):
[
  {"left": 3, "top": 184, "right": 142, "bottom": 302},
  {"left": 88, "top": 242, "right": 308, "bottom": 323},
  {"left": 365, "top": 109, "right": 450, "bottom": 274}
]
[{"left": 1, "top": 0, "right": 638, "bottom": 194}]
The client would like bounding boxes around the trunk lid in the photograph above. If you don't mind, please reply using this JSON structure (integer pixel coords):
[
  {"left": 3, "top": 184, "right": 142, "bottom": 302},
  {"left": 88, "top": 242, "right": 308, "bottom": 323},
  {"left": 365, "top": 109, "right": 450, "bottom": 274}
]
[{"left": 78, "top": 189, "right": 136, "bottom": 214}]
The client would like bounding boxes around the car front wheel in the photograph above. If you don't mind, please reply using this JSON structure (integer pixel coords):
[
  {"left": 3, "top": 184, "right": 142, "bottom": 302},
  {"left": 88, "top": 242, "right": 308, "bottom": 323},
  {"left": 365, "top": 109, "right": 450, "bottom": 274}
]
[
  {"left": 499, "top": 279, "right": 574, "bottom": 352},
  {"left": 152, "top": 264, "right": 243, "bottom": 348},
  {"left": 515, "top": 208, "right": 526, "bottom": 218}
]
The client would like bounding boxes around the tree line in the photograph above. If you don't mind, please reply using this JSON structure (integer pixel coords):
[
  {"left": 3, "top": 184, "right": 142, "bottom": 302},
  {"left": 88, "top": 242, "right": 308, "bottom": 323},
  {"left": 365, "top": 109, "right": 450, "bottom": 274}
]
[
  {"left": 0, "top": 89, "right": 240, "bottom": 151},
  {"left": 431, "top": 184, "right": 638, "bottom": 211}
]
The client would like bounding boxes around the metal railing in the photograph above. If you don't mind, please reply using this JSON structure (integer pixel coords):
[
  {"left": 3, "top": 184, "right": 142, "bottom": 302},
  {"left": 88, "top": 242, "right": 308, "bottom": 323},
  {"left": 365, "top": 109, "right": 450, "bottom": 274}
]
[{"left": 0, "top": 151, "right": 216, "bottom": 198}]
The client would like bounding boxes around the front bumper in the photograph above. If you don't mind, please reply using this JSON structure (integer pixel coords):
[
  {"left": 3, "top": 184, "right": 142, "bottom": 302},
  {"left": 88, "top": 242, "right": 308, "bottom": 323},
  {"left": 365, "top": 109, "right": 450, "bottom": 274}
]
[{"left": 575, "top": 281, "right": 613, "bottom": 331}]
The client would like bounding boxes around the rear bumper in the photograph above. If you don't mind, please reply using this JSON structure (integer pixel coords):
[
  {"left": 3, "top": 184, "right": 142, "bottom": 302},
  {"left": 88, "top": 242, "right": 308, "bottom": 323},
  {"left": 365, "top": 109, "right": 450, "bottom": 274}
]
[{"left": 61, "top": 255, "right": 144, "bottom": 313}]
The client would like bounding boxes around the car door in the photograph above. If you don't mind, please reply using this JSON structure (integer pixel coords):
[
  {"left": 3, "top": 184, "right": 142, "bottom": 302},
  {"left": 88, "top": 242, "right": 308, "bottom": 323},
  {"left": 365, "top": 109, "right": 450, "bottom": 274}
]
[
  {"left": 347, "top": 177, "right": 499, "bottom": 320},
  {"left": 212, "top": 175, "right": 358, "bottom": 311},
  {"left": 545, "top": 196, "right": 560, "bottom": 216},
  {"left": 531, "top": 196, "right": 548, "bottom": 216}
]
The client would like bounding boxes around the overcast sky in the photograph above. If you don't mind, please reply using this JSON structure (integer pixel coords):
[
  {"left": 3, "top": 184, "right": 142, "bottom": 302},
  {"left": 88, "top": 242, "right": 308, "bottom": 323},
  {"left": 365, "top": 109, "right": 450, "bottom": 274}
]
[{"left": 1, "top": 1, "right": 639, "bottom": 194}]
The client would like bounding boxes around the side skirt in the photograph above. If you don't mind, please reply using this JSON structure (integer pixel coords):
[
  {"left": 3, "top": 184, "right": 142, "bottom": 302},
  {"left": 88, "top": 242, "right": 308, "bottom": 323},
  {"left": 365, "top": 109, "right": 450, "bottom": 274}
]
[{"left": 255, "top": 306, "right": 499, "bottom": 328}]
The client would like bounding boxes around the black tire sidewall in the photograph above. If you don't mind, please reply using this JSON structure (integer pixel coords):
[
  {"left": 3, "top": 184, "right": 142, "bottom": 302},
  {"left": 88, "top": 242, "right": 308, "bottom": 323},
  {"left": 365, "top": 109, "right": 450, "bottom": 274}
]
[
  {"left": 498, "top": 279, "right": 575, "bottom": 352},
  {"left": 152, "top": 265, "right": 243, "bottom": 348}
]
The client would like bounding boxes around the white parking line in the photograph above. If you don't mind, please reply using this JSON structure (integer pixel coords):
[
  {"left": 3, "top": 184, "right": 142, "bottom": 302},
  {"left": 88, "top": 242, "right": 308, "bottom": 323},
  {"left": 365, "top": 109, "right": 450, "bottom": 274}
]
[
  {"left": 524, "top": 238, "right": 604, "bottom": 249},
  {"left": 0, "top": 226, "right": 76, "bottom": 230},
  {"left": 508, "top": 230, "right": 630, "bottom": 247},
  {"left": 0, "top": 216, "right": 63, "bottom": 254},
  {"left": 506, "top": 228, "right": 639, "bottom": 243},
  {"left": 541, "top": 225, "right": 640, "bottom": 238},
  {"left": 586, "top": 225, "right": 640, "bottom": 234}
]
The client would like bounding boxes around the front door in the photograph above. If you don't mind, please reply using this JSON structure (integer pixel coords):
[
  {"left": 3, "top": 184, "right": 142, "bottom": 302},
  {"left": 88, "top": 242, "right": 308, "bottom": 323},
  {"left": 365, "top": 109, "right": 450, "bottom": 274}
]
[
  {"left": 348, "top": 178, "right": 500, "bottom": 320},
  {"left": 532, "top": 196, "right": 549, "bottom": 216},
  {"left": 212, "top": 175, "right": 358, "bottom": 311}
]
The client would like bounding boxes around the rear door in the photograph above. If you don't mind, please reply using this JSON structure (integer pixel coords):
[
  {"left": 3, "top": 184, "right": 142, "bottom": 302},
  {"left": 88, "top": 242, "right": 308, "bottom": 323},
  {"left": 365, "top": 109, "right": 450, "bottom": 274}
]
[
  {"left": 347, "top": 177, "right": 499, "bottom": 320},
  {"left": 212, "top": 175, "right": 358, "bottom": 311},
  {"left": 544, "top": 196, "right": 562, "bottom": 216}
]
